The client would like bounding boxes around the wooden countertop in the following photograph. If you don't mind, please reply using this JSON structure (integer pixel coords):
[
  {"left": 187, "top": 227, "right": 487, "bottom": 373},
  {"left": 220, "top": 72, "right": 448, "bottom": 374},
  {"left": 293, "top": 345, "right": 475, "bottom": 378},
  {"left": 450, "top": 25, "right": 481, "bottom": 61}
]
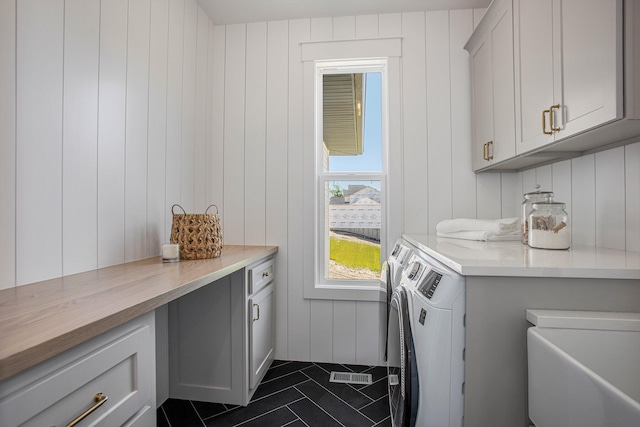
[{"left": 0, "top": 245, "right": 278, "bottom": 382}]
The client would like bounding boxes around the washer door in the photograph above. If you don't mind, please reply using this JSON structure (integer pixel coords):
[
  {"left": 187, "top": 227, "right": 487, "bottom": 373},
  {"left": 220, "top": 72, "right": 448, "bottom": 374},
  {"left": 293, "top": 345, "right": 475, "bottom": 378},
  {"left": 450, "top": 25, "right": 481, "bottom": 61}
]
[
  {"left": 383, "top": 260, "right": 393, "bottom": 362},
  {"left": 387, "top": 287, "right": 419, "bottom": 427}
]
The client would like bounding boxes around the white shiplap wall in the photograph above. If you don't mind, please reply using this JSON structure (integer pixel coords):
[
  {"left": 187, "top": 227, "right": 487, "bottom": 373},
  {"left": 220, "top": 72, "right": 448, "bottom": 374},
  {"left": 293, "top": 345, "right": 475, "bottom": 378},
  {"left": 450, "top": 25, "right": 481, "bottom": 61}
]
[
  {"left": 212, "top": 9, "right": 519, "bottom": 365},
  {"left": 3, "top": 1, "right": 637, "bottom": 367},
  {"left": 519, "top": 142, "right": 640, "bottom": 253},
  {"left": 0, "top": 0, "right": 216, "bottom": 288}
]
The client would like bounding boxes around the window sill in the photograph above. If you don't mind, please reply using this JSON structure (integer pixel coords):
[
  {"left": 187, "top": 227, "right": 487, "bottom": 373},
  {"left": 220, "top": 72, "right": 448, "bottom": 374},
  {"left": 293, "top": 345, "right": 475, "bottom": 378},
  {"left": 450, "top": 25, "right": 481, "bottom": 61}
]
[{"left": 304, "top": 281, "right": 386, "bottom": 302}]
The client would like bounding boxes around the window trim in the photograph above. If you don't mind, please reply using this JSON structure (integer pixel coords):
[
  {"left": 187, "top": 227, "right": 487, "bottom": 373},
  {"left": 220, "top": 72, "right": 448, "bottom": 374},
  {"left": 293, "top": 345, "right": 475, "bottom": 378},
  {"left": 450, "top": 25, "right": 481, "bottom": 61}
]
[
  {"left": 301, "top": 37, "right": 402, "bottom": 302},
  {"left": 306, "top": 59, "right": 389, "bottom": 302}
]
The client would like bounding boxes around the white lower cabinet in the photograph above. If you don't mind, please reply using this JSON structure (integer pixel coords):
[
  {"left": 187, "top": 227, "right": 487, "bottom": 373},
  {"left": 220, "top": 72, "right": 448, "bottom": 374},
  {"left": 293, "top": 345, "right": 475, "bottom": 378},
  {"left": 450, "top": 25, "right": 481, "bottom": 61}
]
[
  {"left": 169, "top": 256, "right": 275, "bottom": 406},
  {"left": 0, "top": 311, "right": 156, "bottom": 427},
  {"left": 248, "top": 282, "right": 274, "bottom": 390}
]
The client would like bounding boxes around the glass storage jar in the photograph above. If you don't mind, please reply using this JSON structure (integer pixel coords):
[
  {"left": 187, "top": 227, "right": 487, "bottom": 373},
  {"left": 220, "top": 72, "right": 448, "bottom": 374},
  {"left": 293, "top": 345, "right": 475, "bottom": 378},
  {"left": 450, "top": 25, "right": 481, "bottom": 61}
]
[
  {"left": 528, "top": 202, "right": 570, "bottom": 250},
  {"left": 521, "top": 188, "right": 554, "bottom": 244}
]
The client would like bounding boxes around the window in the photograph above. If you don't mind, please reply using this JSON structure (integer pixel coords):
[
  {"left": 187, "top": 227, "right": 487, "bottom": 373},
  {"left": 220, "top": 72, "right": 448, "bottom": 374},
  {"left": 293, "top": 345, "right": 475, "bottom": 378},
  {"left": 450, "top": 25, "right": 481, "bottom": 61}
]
[
  {"left": 315, "top": 60, "right": 387, "bottom": 294},
  {"left": 300, "top": 37, "right": 401, "bottom": 302}
]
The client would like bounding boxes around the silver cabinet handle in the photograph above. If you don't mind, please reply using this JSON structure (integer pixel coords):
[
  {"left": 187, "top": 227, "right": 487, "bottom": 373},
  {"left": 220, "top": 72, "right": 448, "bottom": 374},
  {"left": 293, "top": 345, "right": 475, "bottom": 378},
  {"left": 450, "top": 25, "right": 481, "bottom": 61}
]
[
  {"left": 262, "top": 271, "right": 270, "bottom": 279},
  {"left": 253, "top": 303, "right": 260, "bottom": 321}
]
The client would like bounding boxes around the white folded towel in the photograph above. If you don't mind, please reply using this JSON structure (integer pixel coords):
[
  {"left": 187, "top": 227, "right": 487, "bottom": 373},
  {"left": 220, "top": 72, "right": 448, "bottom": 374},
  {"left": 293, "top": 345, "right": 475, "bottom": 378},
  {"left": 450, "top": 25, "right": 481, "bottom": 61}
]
[{"left": 436, "top": 217, "right": 520, "bottom": 241}]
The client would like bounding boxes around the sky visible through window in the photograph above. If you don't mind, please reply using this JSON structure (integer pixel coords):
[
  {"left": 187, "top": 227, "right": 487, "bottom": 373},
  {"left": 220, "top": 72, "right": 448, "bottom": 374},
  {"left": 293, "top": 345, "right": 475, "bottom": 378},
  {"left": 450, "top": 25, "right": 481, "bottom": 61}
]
[{"left": 329, "top": 72, "right": 382, "bottom": 191}]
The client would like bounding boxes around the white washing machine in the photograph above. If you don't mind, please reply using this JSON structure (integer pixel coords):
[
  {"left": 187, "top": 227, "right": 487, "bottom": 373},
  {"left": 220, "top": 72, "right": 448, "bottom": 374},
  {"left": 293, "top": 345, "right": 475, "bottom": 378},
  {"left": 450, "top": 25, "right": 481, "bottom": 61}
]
[
  {"left": 387, "top": 247, "right": 466, "bottom": 427},
  {"left": 384, "top": 239, "right": 414, "bottom": 293},
  {"left": 382, "top": 239, "right": 415, "bottom": 362}
]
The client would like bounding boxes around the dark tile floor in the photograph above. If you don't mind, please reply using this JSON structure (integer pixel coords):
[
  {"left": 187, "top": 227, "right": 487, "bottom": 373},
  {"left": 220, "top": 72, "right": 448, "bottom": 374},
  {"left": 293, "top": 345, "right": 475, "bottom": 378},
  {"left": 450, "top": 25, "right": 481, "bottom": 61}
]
[{"left": 158, "top": 360, "right": 391, "bottom": 427}]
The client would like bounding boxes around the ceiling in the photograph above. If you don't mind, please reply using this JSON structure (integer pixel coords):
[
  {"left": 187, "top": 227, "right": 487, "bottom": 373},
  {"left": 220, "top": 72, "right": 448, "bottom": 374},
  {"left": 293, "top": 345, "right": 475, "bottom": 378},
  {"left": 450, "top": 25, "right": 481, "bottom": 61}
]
[{"left": 196, "top": 0, "right": 491, "bottom": 25}]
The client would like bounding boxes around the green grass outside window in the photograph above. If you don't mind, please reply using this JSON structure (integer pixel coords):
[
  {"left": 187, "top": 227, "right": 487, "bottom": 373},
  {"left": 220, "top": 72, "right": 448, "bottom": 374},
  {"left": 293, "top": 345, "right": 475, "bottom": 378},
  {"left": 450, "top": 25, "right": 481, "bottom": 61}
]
[{"left": 329, "top": 237, "right": 380, "bottom": 273}]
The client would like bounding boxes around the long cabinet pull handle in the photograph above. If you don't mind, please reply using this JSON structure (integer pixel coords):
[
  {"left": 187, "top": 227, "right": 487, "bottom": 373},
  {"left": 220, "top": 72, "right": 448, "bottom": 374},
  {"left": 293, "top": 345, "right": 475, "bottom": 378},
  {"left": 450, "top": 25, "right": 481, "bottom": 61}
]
[
  {"left": 487, "top": 141, "right": 494, "bottom": 160},
  {"left": 66, "top": 393, "right": 108, "bottom": 427},
  {"left": 253, "top": 303, "right": 260, "bottom": 321},
  {"left": 542, "top": 109, "right": 552, "bottom": 135},
  {"left": 550, "top": 104, "right": 561, "bottom": 132}
]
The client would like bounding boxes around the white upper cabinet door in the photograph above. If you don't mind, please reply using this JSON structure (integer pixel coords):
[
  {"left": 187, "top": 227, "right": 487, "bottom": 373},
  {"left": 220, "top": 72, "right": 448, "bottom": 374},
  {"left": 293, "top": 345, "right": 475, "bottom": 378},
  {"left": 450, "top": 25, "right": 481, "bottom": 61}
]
[
  {"left": 557, "top": 0, "right": 623, "bottom": 136},
  {"left": 470, "top": 39, "right": 494, "bottom": 171},
  {"left": 515, "top": 0, "right": 623, "bottom": 155},
  {"left": 490, "top": 4, "right": 516, "bottom": 164},
  {"left": 514, "top": 0, "right": 555, "bottom": 153},
  {"left": 467, "top": 0, "right": 515, "bottom": 171}
]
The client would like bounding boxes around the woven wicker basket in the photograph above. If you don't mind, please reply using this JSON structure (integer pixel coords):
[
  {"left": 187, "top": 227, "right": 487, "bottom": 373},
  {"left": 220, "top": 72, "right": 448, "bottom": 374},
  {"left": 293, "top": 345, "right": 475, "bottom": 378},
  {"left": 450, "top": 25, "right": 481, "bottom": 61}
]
[{"left": 170, "top": 204, "right": 222, "bottom": 259}]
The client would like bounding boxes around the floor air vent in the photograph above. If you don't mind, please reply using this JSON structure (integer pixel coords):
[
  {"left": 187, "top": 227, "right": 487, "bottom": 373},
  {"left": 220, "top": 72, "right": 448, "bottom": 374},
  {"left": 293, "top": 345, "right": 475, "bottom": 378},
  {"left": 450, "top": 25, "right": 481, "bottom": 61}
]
[{"left": 329, "top": 371, "right": 373, "bottom": 385}]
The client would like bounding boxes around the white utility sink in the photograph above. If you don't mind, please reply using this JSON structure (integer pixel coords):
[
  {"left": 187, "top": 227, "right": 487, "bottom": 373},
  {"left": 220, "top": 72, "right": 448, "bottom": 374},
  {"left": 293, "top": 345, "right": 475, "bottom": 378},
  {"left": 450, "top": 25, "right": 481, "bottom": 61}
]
[{"left": 526, "top": 310, "right": 640, "bottom": 427}]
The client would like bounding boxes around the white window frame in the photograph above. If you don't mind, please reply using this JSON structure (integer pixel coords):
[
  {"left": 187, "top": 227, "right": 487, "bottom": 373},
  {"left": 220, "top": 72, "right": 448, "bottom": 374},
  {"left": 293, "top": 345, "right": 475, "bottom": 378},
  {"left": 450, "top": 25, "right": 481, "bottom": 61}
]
[
  {"left": 316, "top": 61, "right": 388, "bottom": 292},
  {"left": 301, "top": 37, "right": 402, "bottom": 302}
]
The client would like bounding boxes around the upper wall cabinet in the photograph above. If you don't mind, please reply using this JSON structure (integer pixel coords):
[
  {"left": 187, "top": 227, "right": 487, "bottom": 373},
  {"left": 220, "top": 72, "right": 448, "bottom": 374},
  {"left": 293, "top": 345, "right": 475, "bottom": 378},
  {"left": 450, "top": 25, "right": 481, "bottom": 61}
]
[
  {"left": 467, "top": 0, "right": 640, "bottom": 172},
  {"left": 515, "top": 0, "right": 621, "bottom": 154},
  {"left": 466, "top": 0, "right": 516, "bottom": 170}
]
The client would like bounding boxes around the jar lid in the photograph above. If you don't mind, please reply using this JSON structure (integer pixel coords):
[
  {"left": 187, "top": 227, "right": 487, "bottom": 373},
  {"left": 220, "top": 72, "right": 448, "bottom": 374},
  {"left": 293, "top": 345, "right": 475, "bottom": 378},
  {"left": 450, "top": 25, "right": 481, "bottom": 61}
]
[
  {"left": 523, "top": 190, "right": 554, "bottom": 200},
  {"left": 531, "top": 201, "right": 566, "bottom": 209}
]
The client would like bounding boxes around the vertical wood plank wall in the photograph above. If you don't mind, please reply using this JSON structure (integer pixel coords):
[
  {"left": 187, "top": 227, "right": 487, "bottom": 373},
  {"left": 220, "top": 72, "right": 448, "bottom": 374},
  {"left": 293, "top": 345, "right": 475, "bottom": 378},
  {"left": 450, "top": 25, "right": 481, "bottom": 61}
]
[
  {"left": 2, "top": 2, "right": 639, "bottom": 367},
  {"left": 519, "top": 141, "right": 640, "bottom": 253},
  {"left": 212, "top": 9, "right": 520, "bottom": 366},
  {"left": 0, "top": 0, "right": 216, "bottom": 287},
  {"left": 211, "top": 10, "right": 640, "bottom": 365},
  {"left": 0, "top": 0, "right": 16, "bottom": 289}
]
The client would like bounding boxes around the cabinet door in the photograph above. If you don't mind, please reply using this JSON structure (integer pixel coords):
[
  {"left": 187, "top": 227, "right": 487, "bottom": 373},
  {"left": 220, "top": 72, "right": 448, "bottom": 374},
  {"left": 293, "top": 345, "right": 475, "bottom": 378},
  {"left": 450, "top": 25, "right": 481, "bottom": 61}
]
[
  {"left": 490, "top": 3, "right": 516, "bottom": 164},
  {"left": 514, "top": 0, "right": 555, "bottom": 154},
  {"left": 557, "top": 0, "right": 623, "bottom": 138},
  {"left": 249, "top": 283, "right": 274, "bottom": 390},
  {"left": 516, "top": 0, "right": 623, "bottom": 155},
  {"left": 469, "top": 0, "right": 515, "bottom": 171},
  {"left": 470, "top": 38, "right": 494, "bottom": 170}
]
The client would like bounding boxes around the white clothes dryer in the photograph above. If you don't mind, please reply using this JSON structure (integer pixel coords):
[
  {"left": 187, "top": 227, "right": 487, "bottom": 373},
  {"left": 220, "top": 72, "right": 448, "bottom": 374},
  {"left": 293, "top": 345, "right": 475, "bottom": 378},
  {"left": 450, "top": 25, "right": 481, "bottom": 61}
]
[{"left": 387, "top": 247, "right": 466, "bottom": 427}]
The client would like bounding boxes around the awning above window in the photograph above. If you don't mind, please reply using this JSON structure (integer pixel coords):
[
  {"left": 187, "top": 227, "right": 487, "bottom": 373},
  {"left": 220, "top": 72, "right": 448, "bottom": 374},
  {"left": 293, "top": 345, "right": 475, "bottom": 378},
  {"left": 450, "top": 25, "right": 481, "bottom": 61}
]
[{"left": 323, "top": 73, "right": 364, "bottom": 156}]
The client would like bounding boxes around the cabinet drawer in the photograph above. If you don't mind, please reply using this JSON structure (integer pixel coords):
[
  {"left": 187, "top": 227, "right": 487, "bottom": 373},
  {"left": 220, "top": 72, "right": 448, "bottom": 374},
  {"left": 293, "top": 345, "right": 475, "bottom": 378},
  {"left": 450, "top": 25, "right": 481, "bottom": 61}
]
[
  {"left": 0, "top": 312, "right": 155, "bottom": 427},
  {"left": 249, "top": 258, "right": 274, "bottom": 295}
]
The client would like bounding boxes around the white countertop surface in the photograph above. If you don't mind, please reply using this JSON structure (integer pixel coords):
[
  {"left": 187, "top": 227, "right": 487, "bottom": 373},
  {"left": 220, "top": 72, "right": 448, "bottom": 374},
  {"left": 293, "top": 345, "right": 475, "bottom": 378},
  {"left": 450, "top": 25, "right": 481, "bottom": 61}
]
[{"left": 403, "top": 233, "right": 640, "bottom": 279}]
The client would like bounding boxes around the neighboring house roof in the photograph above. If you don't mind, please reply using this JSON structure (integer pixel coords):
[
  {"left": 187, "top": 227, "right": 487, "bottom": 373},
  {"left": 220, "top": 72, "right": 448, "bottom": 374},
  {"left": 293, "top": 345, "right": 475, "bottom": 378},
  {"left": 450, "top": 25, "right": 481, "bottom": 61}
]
[
  {"left": 343, "top": 185, "right": 366, "bottom": 197},
  {"left": 332, "top": 185, "right": 381, "bottom": 205},
  {"left": 350, "top": 196, "right": 380, "bottom": 206},
  {"left": 345, "top": 186, "right": 381, "bottom": 204}
]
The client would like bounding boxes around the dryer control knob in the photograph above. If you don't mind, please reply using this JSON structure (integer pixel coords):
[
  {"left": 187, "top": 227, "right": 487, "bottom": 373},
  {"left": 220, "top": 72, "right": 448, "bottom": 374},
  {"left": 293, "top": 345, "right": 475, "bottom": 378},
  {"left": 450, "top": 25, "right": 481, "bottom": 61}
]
[{"left": 408, "top": 262, "right": 421, "bottom": 279}]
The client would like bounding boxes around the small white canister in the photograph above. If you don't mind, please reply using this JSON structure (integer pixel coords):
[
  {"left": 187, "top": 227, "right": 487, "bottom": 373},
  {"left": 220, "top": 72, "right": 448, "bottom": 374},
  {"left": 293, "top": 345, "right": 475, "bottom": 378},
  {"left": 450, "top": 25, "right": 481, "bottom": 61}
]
[{"left": 528, "top": 202, "right": 570, "bottom": 250}]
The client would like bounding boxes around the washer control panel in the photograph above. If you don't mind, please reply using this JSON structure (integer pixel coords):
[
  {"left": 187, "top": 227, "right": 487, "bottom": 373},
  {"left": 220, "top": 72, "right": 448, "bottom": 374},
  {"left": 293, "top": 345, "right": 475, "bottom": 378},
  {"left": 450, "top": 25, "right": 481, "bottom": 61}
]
[
  {"left": 391, "top": 244, "right": 411, "bottom": 266},
  {"left": 391, "top": 243, "right": 401, "bottom": 257},
  {"left": 417, "top": 270, "right": 443, "bottom": 300}
]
